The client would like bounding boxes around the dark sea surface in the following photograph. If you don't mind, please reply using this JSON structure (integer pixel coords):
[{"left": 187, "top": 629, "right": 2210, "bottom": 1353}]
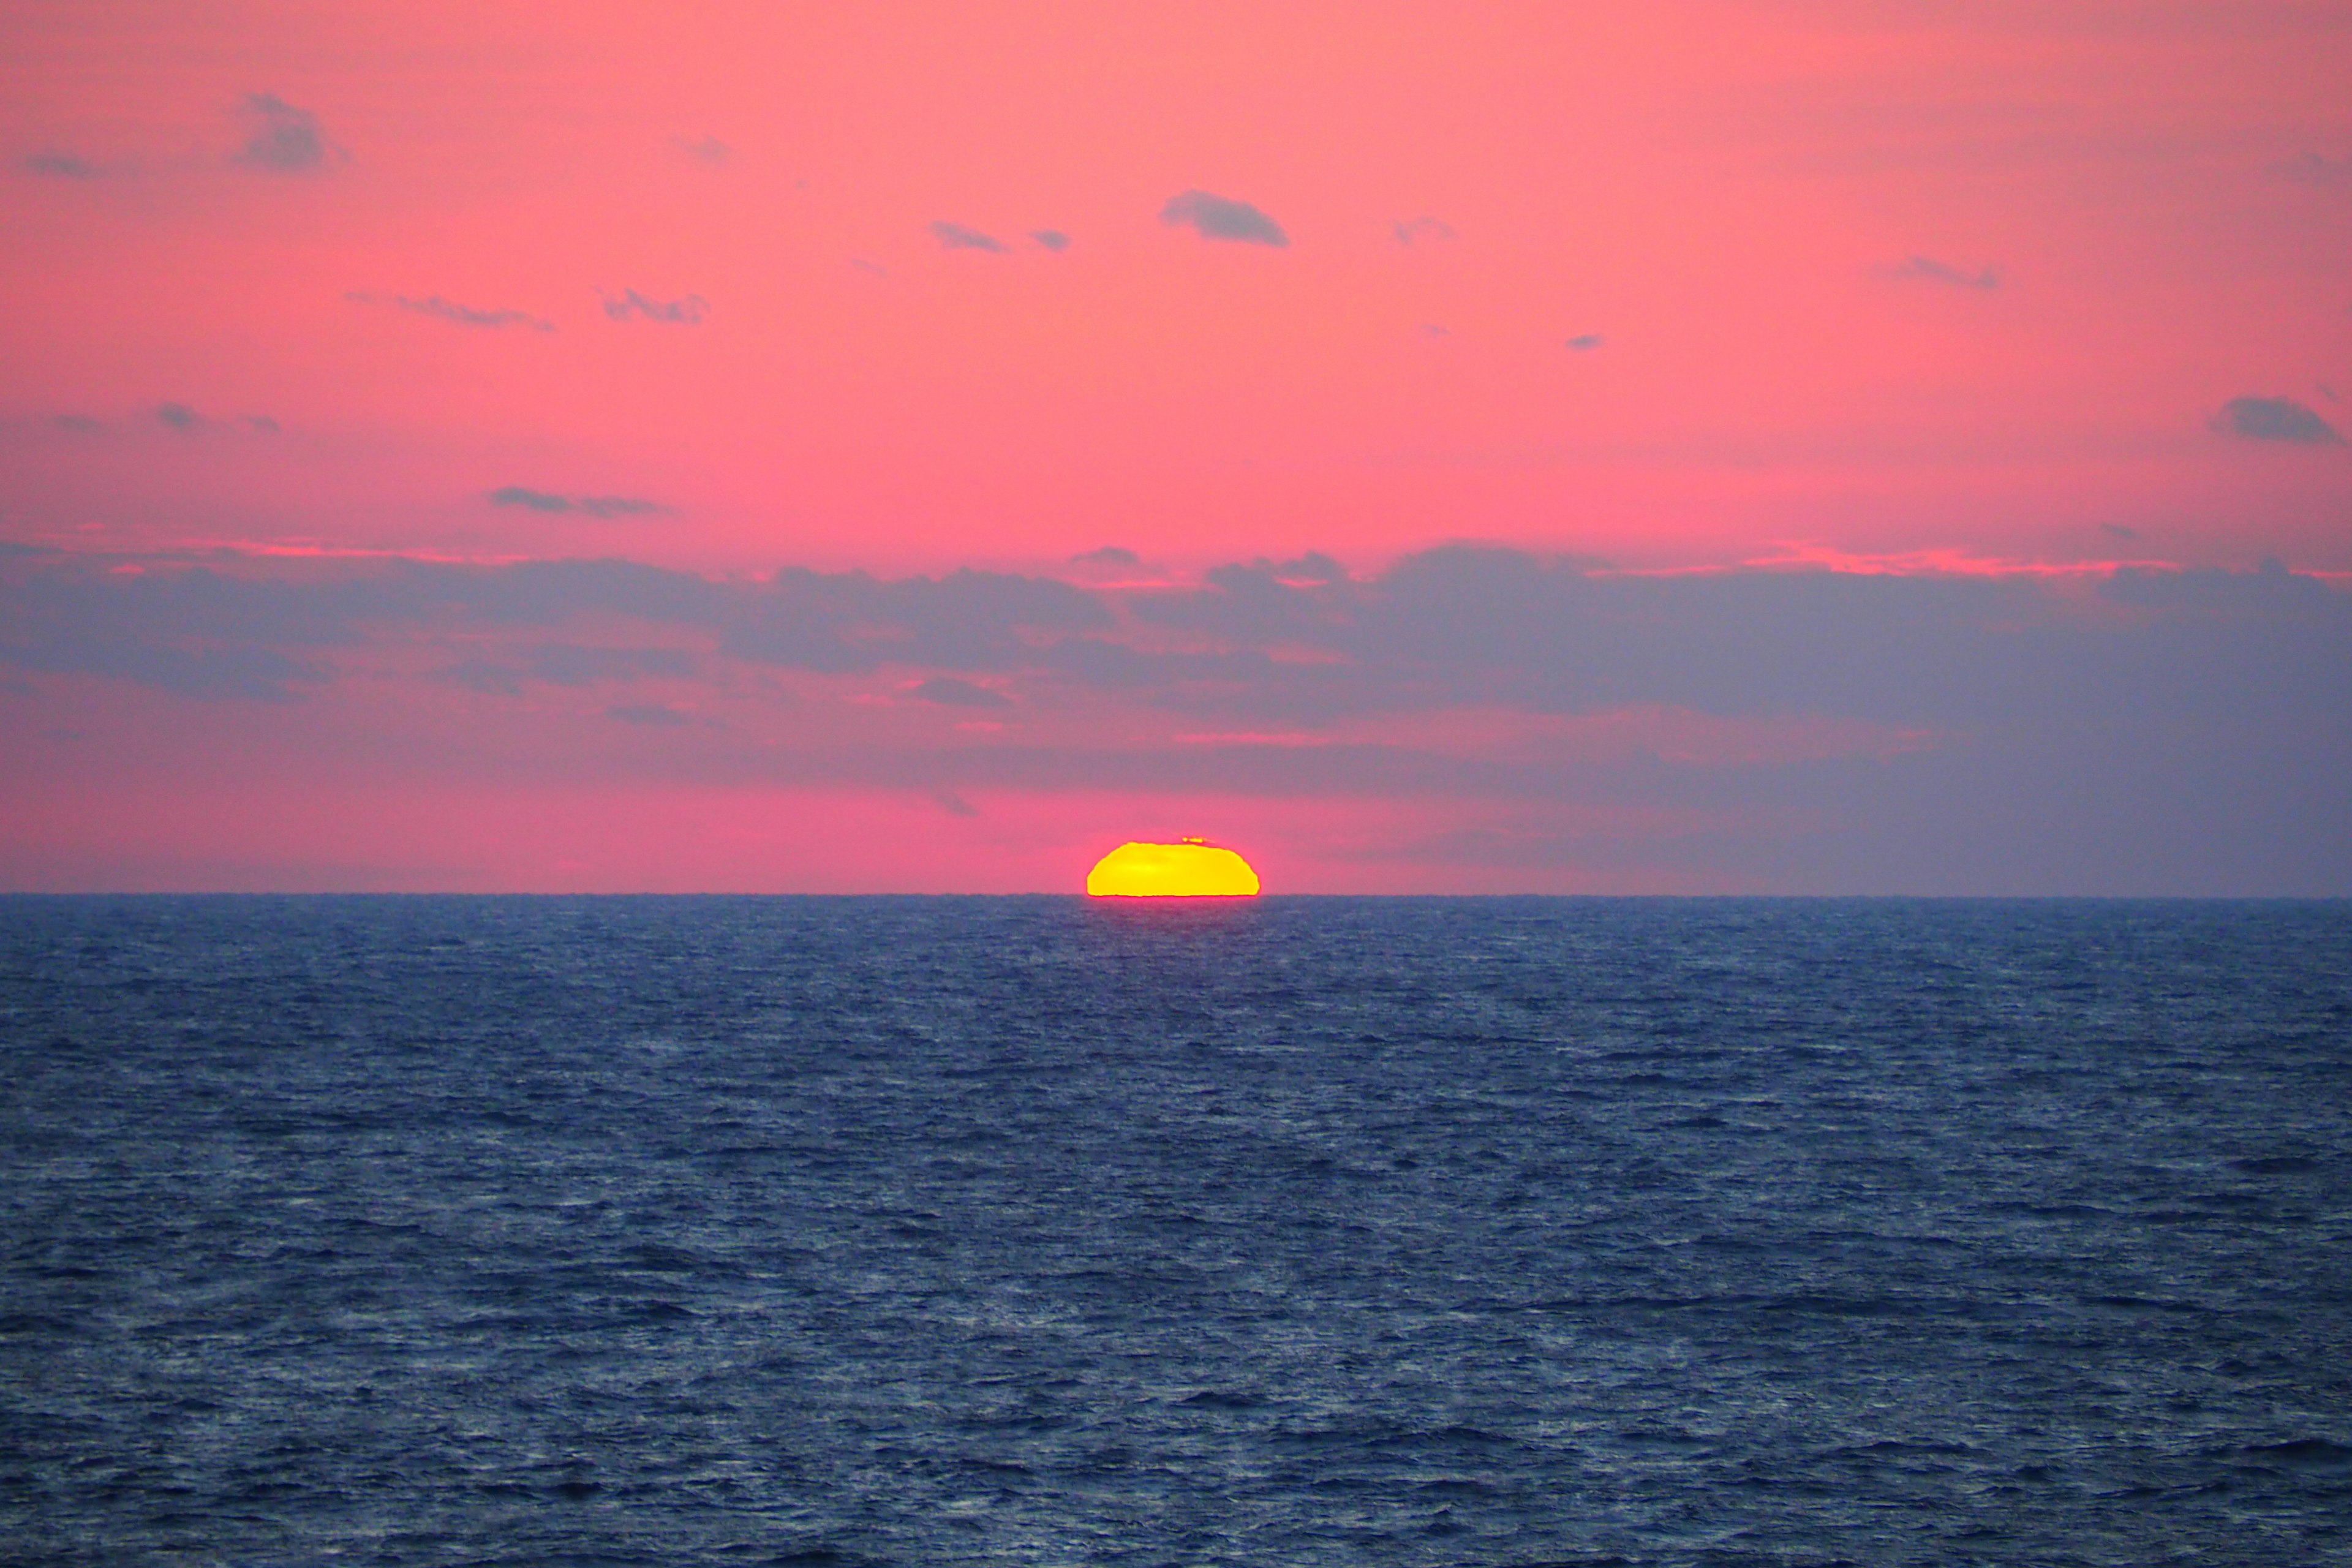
[{"left": 3, "top": 896, "right": 2350, "bottom": 1567}]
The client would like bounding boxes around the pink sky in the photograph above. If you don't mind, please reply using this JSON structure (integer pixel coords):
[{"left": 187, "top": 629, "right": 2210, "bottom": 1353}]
[{"left": 2, "top": 1, "right": 2348, "bottom": 891}]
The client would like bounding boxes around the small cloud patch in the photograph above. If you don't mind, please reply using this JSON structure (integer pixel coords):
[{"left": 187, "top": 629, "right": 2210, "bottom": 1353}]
[
  {"left": 606, "top": 703, "right": 693, "bottom": 726},
  {"left": 1882, "top": 255, "right": 2001, "bottom": 290},
  {"left": 486, "top": 486, "right": 672, "bottom": 518},
  {"left": 2212, "top": 396, "right": 2345, "bottom": 445},
  {"left": 1071, "top": 545, "right": 1141, "bottom": 567},
  {"left": 1566, "top": 333, "right": 1604, "bottom": 350},
  {"left": 672, "top": 135, "right": 731, "bottom": 166},
  {"left": 2100, "top": 522, "right": 2140, "bottom": 540},
  {"left": 929, "top": 221, "right": 1008, "bottom": 252},
  {"left": 911, "top": 676, "right": 1012, "bottom": 708},
  {"left": 233, "top": 93, "right": 344, "bottom": 175},
  {"left": 2272, "top": 151, "right": 2352, "bottom": 189},
  {"left": 1030, "top": 229, "right": 1071, "bottom": 251},
  {"left": 23, "top": 150, "right": 105, "bottom": 180},
  {"left": 155, "top": 402, "right": 202, "bottom": 431},
  {"left": 1160, "top": 190, "right": 1288, "bottom": 247},
  {"left": 601, "top": 288, "right": 707, "bottom": 325},
  {"left": 1393, "top": 216, "right": 1455, "bottom": 244},
  {"left": 348, "top": 292, "right": 555, "bottom": 332}
]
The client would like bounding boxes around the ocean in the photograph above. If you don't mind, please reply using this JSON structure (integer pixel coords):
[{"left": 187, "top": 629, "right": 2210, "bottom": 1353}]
[{"left": 2, "top": 895, "right": 2348, "bottom": 1566}]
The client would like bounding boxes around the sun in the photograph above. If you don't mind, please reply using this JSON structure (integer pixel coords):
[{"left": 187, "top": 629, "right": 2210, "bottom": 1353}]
[{"left": 1086, "top": 838, "right": 1262, "bottom": 897}]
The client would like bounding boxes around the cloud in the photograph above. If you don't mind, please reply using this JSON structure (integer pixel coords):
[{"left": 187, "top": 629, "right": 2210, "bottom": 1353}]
[
  {"left": 928, "top": 221, "right": 1008, "bottom": 252},
  {"left": 1069, "top": 546, "right": 1140, "bottom": 567},
  {"left": 607, "top": 703, "right": 695, "bottom": 726},
  {"left": 23, "top": 150, "right": 104, "bottom": 180},
  {"left": 1881, "top": 255, "right": 2002, "bottom": 289},
  {"left": 1392, "top": 217, "right": 1455, "bottom": 244},
  {"left": 720, "top": 567, "right": 1113, "bottom": 674},
  {"left": 911, "top": 675, "right": 1012, "bottom": 708},
  {"left": 1159, "top": 190, "right": 1289, "bottom": 246},
  {"left": 51, "top": 414, "right": 103, "bottom": 432},
  {"left": 672, "top": 135, "right": 731, "bottom": 166},
  {"left": 486, "top": 486, "right": 671, "bottom": 518},
  {"left": 443, "top": 644, "right": 696, "bottom": 695},
  {"left": 1566, "top": 333, "right": 1604, "bottom": 350},
  {"left": 2272, "top": 151, "right": 2352, "bottom": 189},
  {"left": 347, "top": 292, "right": 556, "bottom": 332},
  {"left": 1030, "top": 229, "right": 1071, "bottom": 251},
  {"left": 7, "top": 542, "right": 2349, "bottom": 888},
  {"left": 600, "top": 288, "right": 708, "bottom": 325},
  {"left": 2100, "top": 522, "right": 2139, "bottom": 540},
  {"left": 850, "top": 258, "right": 889, "bottom": 277},
  {"left": 232, "top": 93, "right": 344, "bottom": 175},
  {"left": 154, "top": 402, "right": 202, "bottom": 431},
  {"left": 2212, "top": 396, "right": 2344, "bottom": 445}
]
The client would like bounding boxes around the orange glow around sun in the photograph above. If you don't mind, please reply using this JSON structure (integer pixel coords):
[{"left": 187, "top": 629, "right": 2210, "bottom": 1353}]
[{"left": 1085, "top": 839, "right": 1262, "bottom": 897}]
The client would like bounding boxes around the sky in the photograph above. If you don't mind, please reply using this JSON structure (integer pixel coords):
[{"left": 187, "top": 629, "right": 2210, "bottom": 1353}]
[{"left": 2, "top": 0, "right": 2348, "bottom": 892}]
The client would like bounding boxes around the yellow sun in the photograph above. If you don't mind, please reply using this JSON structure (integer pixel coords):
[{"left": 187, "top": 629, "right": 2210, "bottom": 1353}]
[{"left": 1086, "top": 838, "right": 1262, "bottom": 897}]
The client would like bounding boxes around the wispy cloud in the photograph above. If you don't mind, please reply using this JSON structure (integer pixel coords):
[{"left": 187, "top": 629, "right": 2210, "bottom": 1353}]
[
  {"left": 2212, "top": 396, "right": 2345, "bottom": 445},
  {"left": 232, "top": 93, "right": 344, "bottom": 175},
  {"left": 1881, "top": 255, "right": 2002, "bottom": 290},
  {"left": 671, "top": 135, "right": 731, "bottom": 166},
  {"left": 1566, "top": 333, "right": 1604, "bottom": 350},
  {"left": 486, "top": 486, "right": 673, "bottom": 518},
  {"left": 1030, "top": 229, "right": 1071, "bottom": 251},
  {"left": 1392, "top": 216, "right": 1455, "bottom": 244},
  {"left": 600, "top": 288, "right": 707, "bottom": 325},
  {"left": 2272, "top": 151, "right": 2352, "bottom": 189},
  {"left": 346, "top": 292, "right": 556, "bottom": 332},
  {"left": 911, "top": 675, "right": 1012, "bottom": 708},
  {"left": 929, "top": 221, "right": 1009, "bottom": 252},
  {"left": 154, "top": 402, "right": 202, "bottom": 432},
  {"left": 1159, "top": 190, "right": 1289, "bottom": 247},
  {"left": 23, "top": 150, "right": 106, "bottom": 180}
]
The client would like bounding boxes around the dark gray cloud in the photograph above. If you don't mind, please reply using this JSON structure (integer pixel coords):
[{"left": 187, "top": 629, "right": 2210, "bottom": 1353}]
[
  {"left": 1159, "top": 190, "right": 1288, "bottom": 247},
  {"left": 1882, "top": 255, "right": 2002, "bottom": 289},
  {"left": 2212, "top": 395, "right": 2344, "bottom": 445},
  {"left": 601, "top": 288, "right": 707, "bottom": 325},
  {"left": 1566, "top": 333, "right": 1604, "bottom": 350},
  {"left": 348, "top": 292, "right": 556, "bottom": 332},
  {"left": 486, "top": 487, "right": 670, "bottom": 518},
  {"left": 929, "top": 221, "right": 1008, "bottom": 252},
  {"left": 1030, "top": 229, "right": 1071, "bottom": 251},
  {"left": 23, "top": 150, "right": 104, "bottom": 179},
  {"left": 672, "top": 135, "right": 731, "bottom": 166},
  {"left": 911, "top": 675, "right": 1012, "bottom": 708},
  {"left": 232, "top": 93, "right": 344, "bottom": 175},
  {"left": 1392, "top": 217, "right": 1455, "bottom": 244}
]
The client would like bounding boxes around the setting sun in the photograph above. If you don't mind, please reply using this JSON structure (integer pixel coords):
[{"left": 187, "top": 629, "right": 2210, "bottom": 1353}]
[{"left": 1085, "top": 839, "right": 1262, "bottom": 897}]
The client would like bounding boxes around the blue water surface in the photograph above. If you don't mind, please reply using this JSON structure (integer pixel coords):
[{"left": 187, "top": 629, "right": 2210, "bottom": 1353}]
[{"left": 2, "top": 896, "right": 2349, "bottom": 1566}]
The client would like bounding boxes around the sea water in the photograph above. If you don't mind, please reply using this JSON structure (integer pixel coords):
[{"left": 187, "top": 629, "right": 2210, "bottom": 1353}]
[{"left": 2, "top": 896, "right": 2348, "bottom": 1566}]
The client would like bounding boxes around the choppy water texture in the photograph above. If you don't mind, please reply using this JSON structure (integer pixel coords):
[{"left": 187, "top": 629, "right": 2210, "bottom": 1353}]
[{"left": 4, "top": 897, "right": 2351, "bottom": 1567}]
